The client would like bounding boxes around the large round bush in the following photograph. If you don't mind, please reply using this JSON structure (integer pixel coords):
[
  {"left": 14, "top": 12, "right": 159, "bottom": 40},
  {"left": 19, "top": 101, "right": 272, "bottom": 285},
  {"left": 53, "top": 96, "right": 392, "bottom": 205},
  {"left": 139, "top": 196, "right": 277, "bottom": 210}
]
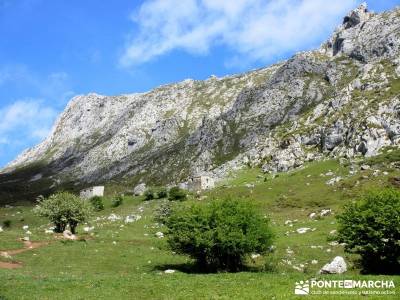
[
  {"left": 164, "top": 198, "right": 274, "bottom": 272},
  {"left": 336, "top": 189, "right": 400, "bottom": 274},
  {"left": 34, "top": 192, "right": 92, "bottom": 234}
]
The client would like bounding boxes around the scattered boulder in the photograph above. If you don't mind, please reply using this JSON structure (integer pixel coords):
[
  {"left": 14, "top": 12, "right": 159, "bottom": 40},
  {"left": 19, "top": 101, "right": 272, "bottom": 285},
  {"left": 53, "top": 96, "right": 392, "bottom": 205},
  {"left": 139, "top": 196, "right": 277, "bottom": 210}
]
[
  {"left": 155, "top": 232, "right": 164, "bottom": 238},
  {"left": 296, "top": 227, "right": 311, "bottom": 234},
  {"left": 22, "top": 225, "right": 29, "bottom": 230},
  {"left": 320, "top": 209, "right": 332, "bottom": 217},
  {"left": 63, "top": 230, "right": 77, "bottom": 240},
  {"left": 309, "top": 212, "right": 317, "bottom": 219},
  {"left": 326, "top": 177, "right": 342, "bottom": 185},
  {"left": 125, "top": 215, "right": 142, "bottom": 223},
  {"left": 360, "top": 165, "right": 371, "bottom": 170},
  {"left": 107, "top": 214, "right": 121, "bottom": 222},
  {"left": 83, "top": 226, "right": 94, "bottom": 232},
  {"left": 0, "top": 226, "right": 3, "bottom": 233},
  {"left": 133, "top": 183, "right": 147, "bottom": 196},
  {"left": 164, "top": 269, "right": 175, "bottom": 274},
  {"left": 320, "top": 256, "right": 347, "bottom": 274}
]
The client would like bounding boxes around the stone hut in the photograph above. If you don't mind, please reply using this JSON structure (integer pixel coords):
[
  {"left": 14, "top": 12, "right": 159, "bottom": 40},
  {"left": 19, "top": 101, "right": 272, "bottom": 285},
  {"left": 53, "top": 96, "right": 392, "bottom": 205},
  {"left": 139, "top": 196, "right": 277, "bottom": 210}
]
[
  {"left": 80, "top": 186, "right": 105, "bottom": 199},
  {"left": 188, "top": 176, "right": 215, "bottom": 192}
]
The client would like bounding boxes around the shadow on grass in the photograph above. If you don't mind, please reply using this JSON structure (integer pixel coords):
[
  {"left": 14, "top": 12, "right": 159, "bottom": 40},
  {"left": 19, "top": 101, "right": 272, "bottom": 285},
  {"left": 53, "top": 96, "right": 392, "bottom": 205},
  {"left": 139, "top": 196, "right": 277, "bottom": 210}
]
[{"left": 152, "top": 262, "right": 269, "bottom": 274}]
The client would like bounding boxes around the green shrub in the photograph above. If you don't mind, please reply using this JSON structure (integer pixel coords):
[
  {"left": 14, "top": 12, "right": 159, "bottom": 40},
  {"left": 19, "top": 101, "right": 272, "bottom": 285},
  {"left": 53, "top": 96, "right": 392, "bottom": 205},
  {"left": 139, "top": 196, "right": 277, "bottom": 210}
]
[
  {"left": 111, "top": 195, "right": 123, "bottom": 207},
  {"left": 89, "top": 196, "right": 104, "bottom": 211},
  {"left": 336, "top": 189, "right": 400, "bottom": 274},
  {"left": 168, "top": 187, "right": 187, "bottom": 201},
  {"left": 144, "top": 189, "right": 155, "bottom": 201},
  {"left": 34, "top": 192, "right": 92, "bottom": 234},
  {"left": 155, "top": 201, "right": 172, "bottom": 224},
  {"left": 164, "top": 198, "right": 274, "bottom": 272},
  {"left": 157, "top": 188, "right": 168, "bottom": 199},
  {"left": 3, "top": 219, "right": 11, "bottom": 228}
]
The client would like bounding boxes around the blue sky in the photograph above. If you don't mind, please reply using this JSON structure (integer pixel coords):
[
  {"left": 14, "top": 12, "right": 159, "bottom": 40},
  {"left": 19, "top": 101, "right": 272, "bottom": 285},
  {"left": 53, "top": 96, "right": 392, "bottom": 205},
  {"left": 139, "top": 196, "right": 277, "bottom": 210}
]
[{"left": 0, "top": 0, "right": 399, "bottom": 167}]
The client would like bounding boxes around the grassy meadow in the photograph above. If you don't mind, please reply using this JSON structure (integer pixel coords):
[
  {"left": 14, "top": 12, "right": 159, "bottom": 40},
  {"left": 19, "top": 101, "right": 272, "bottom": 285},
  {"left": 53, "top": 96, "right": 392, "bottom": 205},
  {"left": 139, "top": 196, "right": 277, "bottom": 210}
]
[{"left": 1, "top": 154, "right": 400, "bottom": 299}]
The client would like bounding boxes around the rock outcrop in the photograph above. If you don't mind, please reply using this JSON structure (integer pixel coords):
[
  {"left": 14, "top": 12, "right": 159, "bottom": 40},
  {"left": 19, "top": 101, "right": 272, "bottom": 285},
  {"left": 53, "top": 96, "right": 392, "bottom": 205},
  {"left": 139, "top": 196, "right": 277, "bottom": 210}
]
[{"left": 1, "top": 4, "right": 399, "bottom": 202}]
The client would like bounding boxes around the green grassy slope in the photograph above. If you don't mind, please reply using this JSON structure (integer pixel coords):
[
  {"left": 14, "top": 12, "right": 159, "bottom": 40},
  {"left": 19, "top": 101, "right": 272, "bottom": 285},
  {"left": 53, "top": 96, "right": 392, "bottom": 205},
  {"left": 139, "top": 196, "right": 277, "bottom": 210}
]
[{"left": 0, "top": 154, "right": 399, "bottom": 299}]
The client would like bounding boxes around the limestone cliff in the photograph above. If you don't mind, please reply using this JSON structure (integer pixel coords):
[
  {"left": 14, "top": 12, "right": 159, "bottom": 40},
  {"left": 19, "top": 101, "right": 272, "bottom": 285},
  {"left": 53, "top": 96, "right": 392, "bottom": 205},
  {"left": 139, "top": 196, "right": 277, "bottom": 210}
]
[{"left": 1, "top": 4, "right": 399, "bottom": 202}]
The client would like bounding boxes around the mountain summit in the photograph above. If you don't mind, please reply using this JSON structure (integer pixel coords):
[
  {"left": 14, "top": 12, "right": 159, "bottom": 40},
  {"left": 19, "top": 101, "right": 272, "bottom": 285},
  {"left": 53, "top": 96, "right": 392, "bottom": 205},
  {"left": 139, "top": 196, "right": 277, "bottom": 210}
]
[{"left": 1, "top": 4, "right": 399, "bottom": 202}]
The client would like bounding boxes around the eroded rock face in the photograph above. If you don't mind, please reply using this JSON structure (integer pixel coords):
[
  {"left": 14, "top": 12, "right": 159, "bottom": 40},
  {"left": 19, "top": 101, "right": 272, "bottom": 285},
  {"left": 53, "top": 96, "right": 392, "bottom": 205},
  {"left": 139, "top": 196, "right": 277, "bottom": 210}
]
[
  {"left": 323, "top": 3, "right": 400, "bottom": 62},
  {"left": 1, "top": 4, "right": 400, "bottom": 201}
]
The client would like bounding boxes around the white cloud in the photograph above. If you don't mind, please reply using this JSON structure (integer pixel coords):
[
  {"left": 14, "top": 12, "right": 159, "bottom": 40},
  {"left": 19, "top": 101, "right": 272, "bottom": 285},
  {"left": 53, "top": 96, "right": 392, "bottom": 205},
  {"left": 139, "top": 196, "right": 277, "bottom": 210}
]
[
  {"left": 0, "top": 99, "right": 57, "bottom": 142},
  {"left": 0, "top": 65, "right": 74, "bottom": 167},
  {"left": 120, "top": 0, "right": 357, "bottom": 67}
]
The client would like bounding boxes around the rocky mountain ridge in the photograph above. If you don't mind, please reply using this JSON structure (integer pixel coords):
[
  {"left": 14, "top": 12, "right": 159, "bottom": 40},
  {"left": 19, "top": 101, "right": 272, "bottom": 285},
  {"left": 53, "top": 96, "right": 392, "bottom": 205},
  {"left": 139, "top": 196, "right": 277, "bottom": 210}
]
[{"left": 1, "top": 3, "right": 399, "bottom": 201}]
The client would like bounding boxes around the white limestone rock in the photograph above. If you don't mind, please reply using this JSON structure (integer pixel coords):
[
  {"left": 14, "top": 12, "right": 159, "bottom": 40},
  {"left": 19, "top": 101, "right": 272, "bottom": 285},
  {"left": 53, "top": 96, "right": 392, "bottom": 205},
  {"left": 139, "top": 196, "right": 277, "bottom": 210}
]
[
  {"left": 63, "top": 230, "right": 77, "bottom": 240},
  {"left": 319, "top": 256, "right": 347, "bottom": 274}
]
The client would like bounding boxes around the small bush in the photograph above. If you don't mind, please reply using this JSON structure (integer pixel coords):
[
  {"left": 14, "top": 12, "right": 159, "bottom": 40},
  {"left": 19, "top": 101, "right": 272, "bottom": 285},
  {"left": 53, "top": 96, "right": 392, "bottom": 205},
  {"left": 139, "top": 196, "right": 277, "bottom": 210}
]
[
  {"left": 111, "top": 195, "right": 124, "bottom": 208},
  {"left": 336, "top": 189, "right": 400, "bottom": 274},
  {"left": 165, "top": 198, "right": 274, "bottom": 272},
  {"left": 34, "top": 192, "right": 92, "bottom": 234},
  {"left": 89, "top": 196, "right": 104, "bottom": 211},
  {"left": 144, "top": 189, "right": 155, "bottom": 201},
  {"left": 3, "top": 220, "right": 11, "bottom": 228},
  {"left": 155, "top": 201, "right": 172, "bottom": 224},
  {"left": 168, "top": 187, "right": 187, "bottom": 201},
  {"left": 157, "top": 188, "right": 168, "bottom": 199}
]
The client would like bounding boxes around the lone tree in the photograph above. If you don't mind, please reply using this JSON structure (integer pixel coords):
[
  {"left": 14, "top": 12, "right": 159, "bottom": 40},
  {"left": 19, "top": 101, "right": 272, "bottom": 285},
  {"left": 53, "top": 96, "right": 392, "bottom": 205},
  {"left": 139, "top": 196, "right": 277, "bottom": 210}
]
[
  {"left": 35, "top": 192, "right": 92, "bottom": 234},
  {"left": 336, "top": 189, "right": 400, "bottom": 274},
  {"left": 164, "top": 198, "right": 274, "bottom": 272}
]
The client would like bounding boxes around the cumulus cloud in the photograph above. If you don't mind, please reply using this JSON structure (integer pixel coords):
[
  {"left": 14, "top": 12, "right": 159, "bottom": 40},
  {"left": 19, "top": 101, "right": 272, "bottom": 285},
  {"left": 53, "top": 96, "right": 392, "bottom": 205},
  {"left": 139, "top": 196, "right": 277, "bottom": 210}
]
[
  {"left": 0, "top": 99, "right": 58, "bottom": 141},
  {"left": 0, "top": 65, "right": 74, "bottom": 167},
  {"left": 120, "top": 0, "right": 356, "bottom": 67}
]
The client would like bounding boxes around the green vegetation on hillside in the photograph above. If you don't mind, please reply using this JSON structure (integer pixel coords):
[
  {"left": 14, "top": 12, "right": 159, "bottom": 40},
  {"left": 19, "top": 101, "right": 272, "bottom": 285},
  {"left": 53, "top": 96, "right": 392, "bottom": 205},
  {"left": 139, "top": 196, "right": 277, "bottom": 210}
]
[{"left": 1, "top": 157, "right": 399, "bottom": 299}]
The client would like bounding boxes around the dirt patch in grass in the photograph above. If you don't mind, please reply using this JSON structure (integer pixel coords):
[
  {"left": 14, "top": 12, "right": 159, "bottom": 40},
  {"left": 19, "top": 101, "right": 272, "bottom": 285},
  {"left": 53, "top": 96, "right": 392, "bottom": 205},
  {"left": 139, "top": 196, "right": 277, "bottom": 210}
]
[
  {"left": 0, "top": 240, "right": 49, "bottom": 269},
  {"left": 5, "top": 241, "right": 49, "bottom": 255},
  {"left": 0, "top": 261, "right": 22, "bottom": 269}
]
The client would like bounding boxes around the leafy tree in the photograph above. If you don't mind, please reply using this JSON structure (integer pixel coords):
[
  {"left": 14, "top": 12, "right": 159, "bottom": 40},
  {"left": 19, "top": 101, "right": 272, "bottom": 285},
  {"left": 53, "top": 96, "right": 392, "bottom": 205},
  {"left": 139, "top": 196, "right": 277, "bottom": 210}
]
[
  {"left": 89, "top": 196, "right": 104, "bottom": 211},
  {"left": 168, "top": 187, "right": 187, "bottom": 201},
  {"left": 336, "top": 189, "right": 400, "bottom": 274},
  {"left": 164, "top": 198, "right": 274, "bottom": 272},
  {"left": 34, "top": 192, "right": 92, "bottom": 234}
]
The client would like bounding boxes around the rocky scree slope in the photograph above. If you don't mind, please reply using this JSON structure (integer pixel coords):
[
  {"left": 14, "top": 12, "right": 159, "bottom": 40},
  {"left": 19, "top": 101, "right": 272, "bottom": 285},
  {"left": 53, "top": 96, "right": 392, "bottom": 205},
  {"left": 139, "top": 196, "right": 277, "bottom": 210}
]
[{"left": 1, "top": 4, "right": 399, "bottom": 202}]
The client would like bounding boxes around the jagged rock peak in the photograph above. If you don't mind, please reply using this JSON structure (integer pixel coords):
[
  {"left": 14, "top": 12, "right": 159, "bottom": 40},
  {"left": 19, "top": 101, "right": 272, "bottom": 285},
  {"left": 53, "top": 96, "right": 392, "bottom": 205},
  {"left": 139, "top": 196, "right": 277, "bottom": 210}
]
[
  {"left": 321, "top": 3, "right": 399, "bottom": 61},
  {"left": 342, "top": 2, "right": 372, "bottom": 29}
]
